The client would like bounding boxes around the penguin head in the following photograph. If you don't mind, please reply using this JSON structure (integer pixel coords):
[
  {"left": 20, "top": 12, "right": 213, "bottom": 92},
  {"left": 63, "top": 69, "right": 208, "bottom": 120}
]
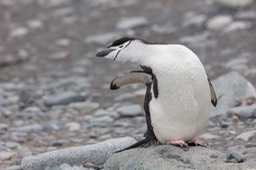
[{"left": 96, "top": 37, "right": 141, "bottom": 61}]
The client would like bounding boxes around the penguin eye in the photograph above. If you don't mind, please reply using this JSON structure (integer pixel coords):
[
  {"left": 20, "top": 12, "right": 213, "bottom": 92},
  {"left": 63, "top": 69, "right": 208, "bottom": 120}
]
[{"left": 119, "top": 45, "right": 123, "bottom": 48}]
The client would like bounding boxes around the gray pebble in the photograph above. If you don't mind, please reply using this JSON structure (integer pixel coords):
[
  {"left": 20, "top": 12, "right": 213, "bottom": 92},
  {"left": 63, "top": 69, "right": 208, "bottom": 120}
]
[
  {"left": 116, "top": 104, "right": 142, "bottom": 117},
  {"left": 214, "top": 0, "right": 254, "bottom": 9},
  {"left": 226, "top": 151, "right": 244, "bottom": 163},
  {"left": 85, "top": 32, "right": 121, "bottom": 46},
  {"left": 116, "top": 17, "right": 148, "bottom": 30},
  {"left": 235, "top": 130, "right": 256, "bottom": 141},
  {"left": 206, "top": 15, "right": 233, "bottom": 31},
  {"left": 0, "top": 151, "right": 16, "bottom": 161},
  {"left": 228, "top": 103, "right": 256, "bottom": 118},
  {"left": 45, "top": 92, "right": 86, "bottom": 107}
]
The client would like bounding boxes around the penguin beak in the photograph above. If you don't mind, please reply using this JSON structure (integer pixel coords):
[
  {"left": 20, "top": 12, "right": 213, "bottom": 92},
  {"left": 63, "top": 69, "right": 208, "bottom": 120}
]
[{"left": 96, "top": 49, "right": 115, "bottom": 57}]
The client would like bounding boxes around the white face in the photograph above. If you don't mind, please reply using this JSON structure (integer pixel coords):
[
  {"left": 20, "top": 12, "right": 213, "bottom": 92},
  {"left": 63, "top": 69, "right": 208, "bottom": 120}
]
[{"left": 96, "top": 41, "right": 131, "bottom": 61}]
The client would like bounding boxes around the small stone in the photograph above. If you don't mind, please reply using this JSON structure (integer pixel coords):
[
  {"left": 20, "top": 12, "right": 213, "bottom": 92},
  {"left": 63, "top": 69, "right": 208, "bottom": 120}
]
[
  {"left": 85, "top": 32, "right": 121, "bottom": 46},
  {"left": 228, "top": 103, "right": 256, "bottom": 118},
  {"left": 215, "top": 0, "right": 254, "bottom": 9},
  {"left": 116, "top": 17, "right": 148, "bottom": 30},
  {"left": 56, "top": 38, "right": 70, "bottom": 47},
  {"left": 224, "top": 21, "right": 252, "bottom": 32},
  {"left": 236, "top": 10, "right": 256, "bottom": 20},
  {"left": 226, "top": 151, "right": 244, "bottom": 163},
  {"left": 116, "top": 104, "right": 142, "bottom": 117},
  {"left": 200, "top": 133, "right": 220, "bottom": 139},
  {"left": 49, "top": 51, "right": 69, "bottom": 60},
  {"left": 17, "top": 124, "right": 43, "bottom": 133},
  {"left": 9, "top": 27, "right": 29, "bottom": 38},
  {"left": 65, "top": 122, "right": 81, "bottom": 131},
  {"left": 5, "top": 141, "right": 20, "bottom": 149},
  {"left": 206, "top": 15, "right": 233, "bottom": 31},
  {"left": 235, "top": 130, "right": 256, "bottom": 141},
  {"left": 224, "top": 57, "right": 248, "bottom": 71},
  {"left": 0, "top": 151, "right": 16, "bottom": 160},
  {"left": 45, "top": 92, "right": 86, "bottom": 107},
  {"left": 52, "top": 7, "right": 74, "bottom": 17},
  {"left": 69, "top": 101, "right": 99, "bottom": 112},
  {"left": 27, "top": 20, "right": 43, "bottom": 29},
  {"left": 6, "top": 165, "right": 22, "bottom": 170}
]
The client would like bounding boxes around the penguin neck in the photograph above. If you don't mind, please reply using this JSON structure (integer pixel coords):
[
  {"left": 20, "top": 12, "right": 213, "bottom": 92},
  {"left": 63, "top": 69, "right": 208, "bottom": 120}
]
[{"left": 119, "top": 42, "right": 163, "bottom": 64}]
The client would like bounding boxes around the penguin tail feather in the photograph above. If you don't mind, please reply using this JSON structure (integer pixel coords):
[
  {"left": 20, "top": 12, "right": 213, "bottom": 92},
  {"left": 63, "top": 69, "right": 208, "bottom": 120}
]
[{"left": 115, "top": 137, "right": 159, "bottom": 153}]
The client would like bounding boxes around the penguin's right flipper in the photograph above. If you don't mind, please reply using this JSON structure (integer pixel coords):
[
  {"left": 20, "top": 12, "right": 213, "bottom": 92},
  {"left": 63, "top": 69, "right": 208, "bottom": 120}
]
[
  {"left": 110, "top": 71, "right": 152, "bottom": 90},
  {"left": 208, "top": 78, "right": 217, "bottom": 107}
]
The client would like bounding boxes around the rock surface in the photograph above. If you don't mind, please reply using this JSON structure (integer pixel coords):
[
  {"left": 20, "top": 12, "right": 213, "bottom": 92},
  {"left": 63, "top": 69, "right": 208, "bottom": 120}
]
[
  {"left": 21, "top": 137, "right": 136, "bottom": 170},
  {"left": 104, "top": 145, "right": 256, "bottom": 170}
]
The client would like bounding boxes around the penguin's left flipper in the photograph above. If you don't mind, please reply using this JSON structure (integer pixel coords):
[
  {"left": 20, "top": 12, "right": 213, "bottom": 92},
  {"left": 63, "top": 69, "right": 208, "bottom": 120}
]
[
  {"left": 208, "top": 78, "right": 217, "bottom": 107},
  {"left": 110, "top": 71, "right": 152, "bottom": 90}
]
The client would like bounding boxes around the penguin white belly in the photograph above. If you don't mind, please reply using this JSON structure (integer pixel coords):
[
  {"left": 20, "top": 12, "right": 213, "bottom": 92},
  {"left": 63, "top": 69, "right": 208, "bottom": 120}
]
[{"left": 149, "top": 57, "right": 211, "bottom": 144}]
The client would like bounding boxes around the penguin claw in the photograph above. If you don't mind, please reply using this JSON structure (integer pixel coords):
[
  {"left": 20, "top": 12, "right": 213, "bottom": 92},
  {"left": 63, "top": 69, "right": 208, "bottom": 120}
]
[
  {"left": 187, "top": 138, "right": 207, "bottom": 147},
  {"left": 167, "top": 140, "right": 188, "bottom": 148}
]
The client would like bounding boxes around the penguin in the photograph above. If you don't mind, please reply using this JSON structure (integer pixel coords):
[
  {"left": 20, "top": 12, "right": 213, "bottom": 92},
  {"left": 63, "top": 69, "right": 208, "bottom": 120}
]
[{"left": 96, "top": 37, "right": 217, "bottom": 149}]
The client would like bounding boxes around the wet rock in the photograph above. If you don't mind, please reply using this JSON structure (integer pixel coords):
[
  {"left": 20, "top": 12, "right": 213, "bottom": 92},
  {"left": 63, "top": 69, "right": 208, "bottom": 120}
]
[
  {"left": 228, "top": 103, "right": 256, "bottom": 118},
  {"left": 85, "top": 32, "right": 121, "bottom": 46},
  {"left": 45, "top": 92, "right": 86, "bottom": 107},
  {"left": 116, "top": 104, "right": 142, "bottom": 117},
  {"left": 235, "top": 130, "right": 256, "bottom": 141},
  {"left": 0, "top": 151, "right": 16, "bottom": 161},
  {"left": 21, "top": 137, "right": 136, "bottom": 170},
  {"left": 206, "top": 15, "right": 233, "bottom": 31},
  {"left": 214, "top": 0, "right": 254, "bottom": 9},
  {"left": 116, "top": 17, "right": 148, "bottom": 30},
  {"left": 211, "top": 72, "right": 256, "bottom": 116},
  {"left": 104, "top": 145, "right": 229, "bottom": 170}
]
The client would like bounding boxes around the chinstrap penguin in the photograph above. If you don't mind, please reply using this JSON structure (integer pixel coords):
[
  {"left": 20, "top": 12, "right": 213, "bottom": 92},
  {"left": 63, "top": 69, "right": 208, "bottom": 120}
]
[{"left": 96, "top": 37, "right": 217, "bottom": 150}]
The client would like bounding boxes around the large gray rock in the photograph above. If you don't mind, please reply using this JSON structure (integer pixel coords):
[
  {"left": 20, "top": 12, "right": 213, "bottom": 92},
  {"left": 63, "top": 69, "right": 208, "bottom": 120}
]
[
  {"left": 104, "top": 145, "right": 256, "bottom": 170},
  {"left": 211, "top": 72, "right": 256, "bottom": 116},
  {"left": 21, "top": 137, "right": 136, "bottom": 170}
]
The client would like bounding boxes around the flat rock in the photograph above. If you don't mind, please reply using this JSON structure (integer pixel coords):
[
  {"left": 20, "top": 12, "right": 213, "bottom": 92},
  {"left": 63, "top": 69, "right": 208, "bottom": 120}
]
[
  {"left": 214, "top": 0, "right": 254, "bottom": 9},
  {"left": 21, "top": 137, "right": 136, "bottom": 170},
  {"left": 116, "top": 17, "right": 148, "bottom": 30},
  {"left": 211, "top": 72, "right": 256, "bottom": 116},
  {"left": 104, "top": 145, "right": 256, "bottom": 170}
]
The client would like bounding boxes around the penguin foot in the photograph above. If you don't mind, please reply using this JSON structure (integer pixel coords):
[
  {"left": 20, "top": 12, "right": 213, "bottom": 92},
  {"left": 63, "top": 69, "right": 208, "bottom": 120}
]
[
  {"left": 187, "top": 138, "right": 206, "bottom": 147},
  {"left": 167, "top": 140, "right": 188, "bottom": 148}
]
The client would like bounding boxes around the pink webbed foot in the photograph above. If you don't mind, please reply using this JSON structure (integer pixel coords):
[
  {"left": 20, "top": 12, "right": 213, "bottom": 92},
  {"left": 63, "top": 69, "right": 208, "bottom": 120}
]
[
  {"left": 187, "top": 137, "right": 207, "bottom": 147},
  {"left": 167, "top": 139, "right": 188, "bottom": 148}
]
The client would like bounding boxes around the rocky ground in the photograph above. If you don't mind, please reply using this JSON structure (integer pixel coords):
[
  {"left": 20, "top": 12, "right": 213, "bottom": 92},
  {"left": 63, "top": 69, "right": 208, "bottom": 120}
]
[{"left": 0, "top": 0, "right": 256, "bottom": 169}]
